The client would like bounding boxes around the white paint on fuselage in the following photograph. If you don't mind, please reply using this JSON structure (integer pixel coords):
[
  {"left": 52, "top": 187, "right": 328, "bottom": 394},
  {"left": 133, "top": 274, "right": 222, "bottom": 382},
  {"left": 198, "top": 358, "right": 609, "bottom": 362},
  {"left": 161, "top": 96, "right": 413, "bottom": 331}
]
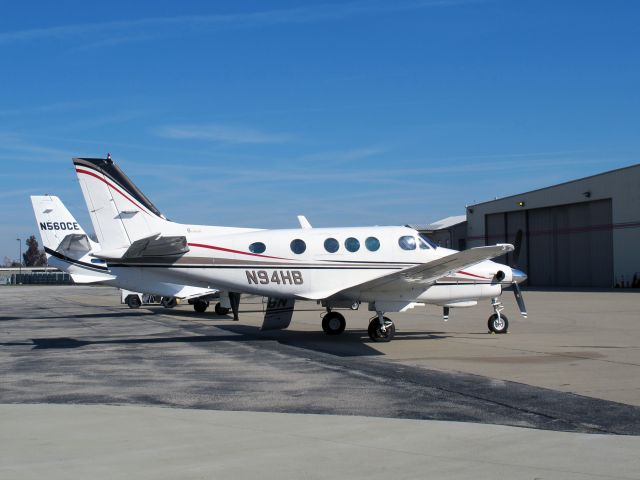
[{"left": 139, "top": 225, "right": 512, "bottom": 305}]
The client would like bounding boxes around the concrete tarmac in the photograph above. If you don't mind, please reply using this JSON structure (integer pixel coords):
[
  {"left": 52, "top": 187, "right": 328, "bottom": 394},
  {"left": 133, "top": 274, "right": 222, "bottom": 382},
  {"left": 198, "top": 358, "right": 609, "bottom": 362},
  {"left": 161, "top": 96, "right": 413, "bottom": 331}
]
[
  {"left": 1, "top": 285, "right": 639, "bottom": 478},
  {"left": 2, "top": 404, "right": 639, "bottom": 480}
]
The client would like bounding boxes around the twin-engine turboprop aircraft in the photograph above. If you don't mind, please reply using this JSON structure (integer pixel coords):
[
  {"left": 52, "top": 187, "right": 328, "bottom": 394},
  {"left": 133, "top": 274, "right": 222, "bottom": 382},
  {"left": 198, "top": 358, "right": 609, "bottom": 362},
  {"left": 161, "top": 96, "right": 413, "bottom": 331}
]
[{"left": 71, "top": 156, "right": 528, "bottom": 342}]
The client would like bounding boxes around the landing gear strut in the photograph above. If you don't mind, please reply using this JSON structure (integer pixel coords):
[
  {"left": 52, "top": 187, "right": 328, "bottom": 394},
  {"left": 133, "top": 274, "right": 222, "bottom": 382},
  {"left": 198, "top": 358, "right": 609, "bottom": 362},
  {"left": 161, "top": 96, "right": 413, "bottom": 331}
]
[
  {"left": 368, "top": 311, "right": 395, "bottom": 342},
  {"left": 488, "top": 297, "right": 509, "bottom": 334},
  {"left": 322, "top": 311, "right": 346, "bottom": 335}
]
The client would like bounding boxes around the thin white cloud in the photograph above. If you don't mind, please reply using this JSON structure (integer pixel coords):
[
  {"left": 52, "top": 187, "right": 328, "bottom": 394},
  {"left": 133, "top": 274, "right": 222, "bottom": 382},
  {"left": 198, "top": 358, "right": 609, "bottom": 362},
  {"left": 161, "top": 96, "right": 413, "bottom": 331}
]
[
  {"left": 0, "top": 0, "right": 478, "bottom": 47},
  {"left": 0, "top": 101, "right": 92, "bottom": 117},
  {"left": 155, "top": 124, "right": 293, "bottom": 144}
]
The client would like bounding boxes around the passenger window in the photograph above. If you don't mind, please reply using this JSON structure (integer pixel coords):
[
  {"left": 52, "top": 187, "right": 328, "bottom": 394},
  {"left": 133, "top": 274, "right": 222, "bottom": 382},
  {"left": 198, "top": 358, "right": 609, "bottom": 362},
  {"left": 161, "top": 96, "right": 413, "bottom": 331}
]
[
  {"left": 290, "top": 239, "right": 306, "bottom": 254},
  {"left": 324, "top": 238, "right": 339, "bottom": 253},
  {"left": 398, "top": 236, "right": 416, "bottom": 250},
  {"left": 345, "top": 237, "right": 360, "bottom": 252},
  {"left": 249, "top": 242, "right": 266, "bottom": 254},
  {"left": 365, "top": 237, "right": 380, "bottom": 252}
]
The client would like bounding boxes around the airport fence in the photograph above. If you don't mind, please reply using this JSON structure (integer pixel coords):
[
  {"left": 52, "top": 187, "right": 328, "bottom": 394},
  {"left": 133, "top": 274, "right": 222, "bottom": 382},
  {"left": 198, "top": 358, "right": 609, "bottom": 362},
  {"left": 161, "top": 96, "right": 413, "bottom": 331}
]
[{"left": 0, "top": 268, "right": 72, "bottom": 285}]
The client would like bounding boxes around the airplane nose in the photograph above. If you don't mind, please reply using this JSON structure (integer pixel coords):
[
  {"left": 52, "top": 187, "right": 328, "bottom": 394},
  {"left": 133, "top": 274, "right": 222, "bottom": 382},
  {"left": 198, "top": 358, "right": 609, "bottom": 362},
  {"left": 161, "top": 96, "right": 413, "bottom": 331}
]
[{"left": 512, "top": 268, "right": 528, "bottom": 284}]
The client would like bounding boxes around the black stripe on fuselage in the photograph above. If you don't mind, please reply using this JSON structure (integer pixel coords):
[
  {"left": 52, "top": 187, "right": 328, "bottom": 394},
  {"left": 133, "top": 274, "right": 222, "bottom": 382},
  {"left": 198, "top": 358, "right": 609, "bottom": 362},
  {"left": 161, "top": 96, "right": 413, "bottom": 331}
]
[{"left": 45, "top": 247, "right": 110, "bottom": 272}]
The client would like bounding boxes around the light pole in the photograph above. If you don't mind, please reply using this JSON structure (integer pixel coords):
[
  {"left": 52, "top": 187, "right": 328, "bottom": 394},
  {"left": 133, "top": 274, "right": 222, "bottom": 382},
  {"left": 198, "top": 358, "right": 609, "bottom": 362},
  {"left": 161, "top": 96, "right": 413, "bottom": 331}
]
[{"left": 16, "top": 238, "right": 22, "bottom": 285}]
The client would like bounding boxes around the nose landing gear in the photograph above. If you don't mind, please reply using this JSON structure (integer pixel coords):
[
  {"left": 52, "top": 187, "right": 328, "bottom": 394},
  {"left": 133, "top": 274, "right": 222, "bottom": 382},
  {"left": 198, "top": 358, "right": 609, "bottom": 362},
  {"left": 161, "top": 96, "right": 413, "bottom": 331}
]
[{"left": 488, "top": 297, "right": 509, "bottom": 334}]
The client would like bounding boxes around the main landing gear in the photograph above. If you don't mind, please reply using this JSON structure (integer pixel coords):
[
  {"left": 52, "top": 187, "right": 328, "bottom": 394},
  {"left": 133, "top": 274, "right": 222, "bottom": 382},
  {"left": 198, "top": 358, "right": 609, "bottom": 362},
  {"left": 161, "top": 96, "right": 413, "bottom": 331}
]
[
  {"left": 322, "top": 311, "right": 346, "bottom": 335},
  {"left": 193, "top": 299, "right": 209, "bottom": 313},
  {"left": 214, "top": 302, "right": 230, "bottom": 316},
  {"left": 488, "top": 297, "right": 509, "bottom": 334},
  {"left": 320, "top": 305, "right": 396, "bottom": 342},
  {"left": 368, "top": 311, "right": 395, "bottom": 342}
]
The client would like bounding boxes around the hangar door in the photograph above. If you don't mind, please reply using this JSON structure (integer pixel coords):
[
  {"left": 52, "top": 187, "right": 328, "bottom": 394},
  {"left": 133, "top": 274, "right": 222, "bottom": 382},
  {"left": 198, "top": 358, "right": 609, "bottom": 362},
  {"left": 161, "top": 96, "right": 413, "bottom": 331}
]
[{"left": 485, "top": 199, "right": 613, "bottom": 287}]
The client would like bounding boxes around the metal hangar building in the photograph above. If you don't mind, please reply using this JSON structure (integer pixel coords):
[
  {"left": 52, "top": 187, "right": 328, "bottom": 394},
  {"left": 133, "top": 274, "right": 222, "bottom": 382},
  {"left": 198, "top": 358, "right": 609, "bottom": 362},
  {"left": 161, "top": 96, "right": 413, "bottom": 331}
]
[{"left": 465, "top": 164, "right": 640, "bottom": 288}]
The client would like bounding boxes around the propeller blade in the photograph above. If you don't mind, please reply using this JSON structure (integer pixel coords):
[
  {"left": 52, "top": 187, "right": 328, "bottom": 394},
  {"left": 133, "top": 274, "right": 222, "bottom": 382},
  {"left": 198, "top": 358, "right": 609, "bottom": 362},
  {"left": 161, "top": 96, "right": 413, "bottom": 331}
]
[
  {"left": 511, "top": 229, "right": 523, "bottom": 266},
  {"left": 512, "top": 281, "right": 527, "bottom": 318}
]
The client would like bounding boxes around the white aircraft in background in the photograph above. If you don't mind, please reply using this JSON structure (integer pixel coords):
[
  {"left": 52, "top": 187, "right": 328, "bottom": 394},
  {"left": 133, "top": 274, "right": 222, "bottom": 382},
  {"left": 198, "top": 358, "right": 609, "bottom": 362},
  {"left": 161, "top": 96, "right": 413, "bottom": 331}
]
[
  {"left": 72, "top": 156, "right": 528, "bottom": 342},
  {"left": 30, "top": 195, "right": 225, "bottom": 313}
]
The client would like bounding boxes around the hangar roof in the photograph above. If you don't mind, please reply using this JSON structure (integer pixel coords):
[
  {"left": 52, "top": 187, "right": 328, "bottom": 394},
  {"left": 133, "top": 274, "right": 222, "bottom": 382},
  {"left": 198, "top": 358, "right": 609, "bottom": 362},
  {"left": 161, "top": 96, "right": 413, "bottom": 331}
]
[
  {"left": 469, "top": 163, "right": 640, "bottom": 208},
  {"left": 408, "top": 215, "right": 467, "bottom": 232}
]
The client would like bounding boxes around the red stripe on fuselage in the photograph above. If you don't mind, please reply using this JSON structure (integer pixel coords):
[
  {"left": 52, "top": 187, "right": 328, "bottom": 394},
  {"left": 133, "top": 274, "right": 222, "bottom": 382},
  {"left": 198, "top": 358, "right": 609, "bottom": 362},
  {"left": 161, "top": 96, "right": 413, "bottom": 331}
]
[
  {"left": 457, "top": 270, "right": 491, "bottom": 279},
  {"left": 76, "top": 167, "right": 151, "bottom": 216},
  {"left": 188, "top": 242, "right": 290, "bottom": 260}
]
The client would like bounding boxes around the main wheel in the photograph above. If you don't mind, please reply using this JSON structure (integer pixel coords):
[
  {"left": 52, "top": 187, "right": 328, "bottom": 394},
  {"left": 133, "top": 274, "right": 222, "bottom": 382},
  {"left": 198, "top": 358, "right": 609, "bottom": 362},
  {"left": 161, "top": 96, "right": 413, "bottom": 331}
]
[
  {"left": 322, "top": 311, "right": 346, "bottom": 335},
  {"left": 126, "top": 294, "right": 141, "bottom": 309},
  {"left": 488, "top": 313, "right": 509, "bottom": 334},
  {"left": 368, "top": 317, "right": 395, "bottom": 342},
  {"left": 214, "top": 302, "right": 230, "bottom": 315},
  {"left": 193, "top": 299, "right": 209, "bottom": 313},
  {"left": 161, "top": 297, "right": 177, "bottom": 309}
]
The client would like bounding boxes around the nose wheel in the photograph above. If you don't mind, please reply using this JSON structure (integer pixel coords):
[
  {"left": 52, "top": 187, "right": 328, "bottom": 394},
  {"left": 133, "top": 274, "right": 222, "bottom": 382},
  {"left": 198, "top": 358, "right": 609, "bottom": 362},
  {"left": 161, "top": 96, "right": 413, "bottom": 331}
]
[{"left": 488, "top": 313, "right": 509, "bottom": 334}]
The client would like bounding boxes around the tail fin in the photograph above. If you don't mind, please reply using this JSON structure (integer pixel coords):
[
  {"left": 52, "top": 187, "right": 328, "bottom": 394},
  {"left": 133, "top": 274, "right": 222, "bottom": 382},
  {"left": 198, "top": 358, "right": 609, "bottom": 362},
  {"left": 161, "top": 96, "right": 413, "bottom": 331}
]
[
  {"left": 73, "top": 157, "right": 169, "bottom": 251},
  {"left": 31, "top": 195, "right": 97, "bottom": 253},
  {"left": 30, "top": 195, "right": 112, "bottom": 283}
]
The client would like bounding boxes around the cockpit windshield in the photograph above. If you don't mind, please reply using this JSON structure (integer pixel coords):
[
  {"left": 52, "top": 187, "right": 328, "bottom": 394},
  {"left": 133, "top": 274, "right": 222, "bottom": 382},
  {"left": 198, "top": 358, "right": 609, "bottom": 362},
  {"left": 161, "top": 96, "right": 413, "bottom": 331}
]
[{"left": 418, "top": 233, "right": 438, "bottom": 249}]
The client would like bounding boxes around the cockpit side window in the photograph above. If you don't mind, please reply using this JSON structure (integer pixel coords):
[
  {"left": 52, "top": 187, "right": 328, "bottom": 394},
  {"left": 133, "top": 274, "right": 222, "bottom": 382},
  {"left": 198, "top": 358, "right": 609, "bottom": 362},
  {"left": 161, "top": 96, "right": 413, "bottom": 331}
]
[{"left": 418, "top": 234, "right": 437, "bottom": 249}]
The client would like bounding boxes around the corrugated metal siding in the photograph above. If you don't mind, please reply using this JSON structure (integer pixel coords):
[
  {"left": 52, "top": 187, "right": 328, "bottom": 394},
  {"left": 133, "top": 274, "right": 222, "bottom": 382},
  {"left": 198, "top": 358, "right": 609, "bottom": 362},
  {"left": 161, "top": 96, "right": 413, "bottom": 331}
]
[{"left": 485, "top": 199, "right": 613, "bottom": 287}]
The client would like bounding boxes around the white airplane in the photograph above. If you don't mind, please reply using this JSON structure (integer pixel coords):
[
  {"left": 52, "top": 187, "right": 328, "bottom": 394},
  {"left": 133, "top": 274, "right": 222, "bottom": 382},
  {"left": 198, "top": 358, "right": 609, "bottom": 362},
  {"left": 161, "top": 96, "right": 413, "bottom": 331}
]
[
  {"left": 72, "top": 156, "right": 528, "bottom": 342},
  {"left": 30, "top": 195, "right": 224, "bottom": 312}
]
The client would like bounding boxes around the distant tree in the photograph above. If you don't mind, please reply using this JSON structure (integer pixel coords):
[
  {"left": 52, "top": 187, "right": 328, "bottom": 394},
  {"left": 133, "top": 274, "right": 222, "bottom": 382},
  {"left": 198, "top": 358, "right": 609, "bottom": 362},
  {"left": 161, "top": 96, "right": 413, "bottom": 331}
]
[
  {"left": 22, "top": 235, "right": 47, "bottom": 267},
  {"left": 2, "top": 256, "right": 21, "bottom": 267}
]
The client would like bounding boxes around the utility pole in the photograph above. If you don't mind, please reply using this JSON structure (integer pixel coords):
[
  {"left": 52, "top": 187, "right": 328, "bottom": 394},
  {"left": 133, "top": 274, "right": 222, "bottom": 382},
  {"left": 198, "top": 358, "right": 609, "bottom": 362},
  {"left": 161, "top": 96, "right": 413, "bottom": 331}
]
[{"left": 16, "top": 238, "right": 22, "bottom": 285}]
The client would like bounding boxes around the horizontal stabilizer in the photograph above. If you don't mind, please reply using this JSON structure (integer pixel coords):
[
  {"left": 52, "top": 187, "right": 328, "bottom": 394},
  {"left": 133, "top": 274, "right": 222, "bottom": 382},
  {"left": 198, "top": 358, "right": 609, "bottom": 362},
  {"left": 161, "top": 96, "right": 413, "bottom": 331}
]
[
  {"left": 70, "top": 273, "right": 114, "bottom": 284},
  {"left": 56, "top": 234, "right": 92, "bottom": 256},
  {"left": 93, "top": 234, "right": 189, "bottom": 260},
  {"left": 124, "top": 234, "right": 189, "bottom": 258}
]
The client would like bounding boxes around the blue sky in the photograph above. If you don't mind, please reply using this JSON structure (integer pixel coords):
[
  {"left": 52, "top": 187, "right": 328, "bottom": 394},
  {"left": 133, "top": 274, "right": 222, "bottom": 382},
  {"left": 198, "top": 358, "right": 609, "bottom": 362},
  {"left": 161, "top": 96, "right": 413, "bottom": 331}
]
[{"left": 1, "top": 0, "right": 639, "bottom": 261}]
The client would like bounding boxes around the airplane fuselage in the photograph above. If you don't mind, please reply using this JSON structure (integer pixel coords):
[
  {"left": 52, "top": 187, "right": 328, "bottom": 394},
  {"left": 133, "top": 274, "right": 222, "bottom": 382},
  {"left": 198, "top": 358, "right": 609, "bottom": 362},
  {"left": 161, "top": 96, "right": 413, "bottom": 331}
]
[{"left": 105, "top": 225, "right": 511, "bottom": 309}]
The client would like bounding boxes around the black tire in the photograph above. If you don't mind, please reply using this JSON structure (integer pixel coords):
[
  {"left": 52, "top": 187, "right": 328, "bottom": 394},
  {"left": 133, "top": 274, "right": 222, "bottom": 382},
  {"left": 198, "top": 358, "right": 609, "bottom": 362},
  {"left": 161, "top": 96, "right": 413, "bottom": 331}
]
[
  {"left": 322, "top": 312, "right": 346, "bottom": 335},
  {"left": 161, "top": 297, "right": 177, "bottom": 309},
  {"left": 126, "top": 294, "right": 141, "bottom": 309},
  {"left": 214, "top": 302, "right": 230, "bottom": 315},
  {"left": 193, "top": 299, "right": 209, "bottom": 313},
  {"left": 488, "top": 313, "right": 509, "bottom": 334},
  {"left": 368, "top": 317, "right": 395, "bottom": 342}
]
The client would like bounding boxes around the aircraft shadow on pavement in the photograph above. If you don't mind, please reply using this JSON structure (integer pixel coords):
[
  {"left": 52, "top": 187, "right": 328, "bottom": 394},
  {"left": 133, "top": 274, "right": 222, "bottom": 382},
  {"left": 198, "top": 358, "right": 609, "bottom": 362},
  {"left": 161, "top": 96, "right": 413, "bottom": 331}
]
[
  {"left": 5, "top": 334, "right": 261, "bottom": 350},
  {"left": 146, "top": 307, "right": 453, "bottom": 356},
  {"left": 5, "top": 328, "right": 450, "bottom": 357}
]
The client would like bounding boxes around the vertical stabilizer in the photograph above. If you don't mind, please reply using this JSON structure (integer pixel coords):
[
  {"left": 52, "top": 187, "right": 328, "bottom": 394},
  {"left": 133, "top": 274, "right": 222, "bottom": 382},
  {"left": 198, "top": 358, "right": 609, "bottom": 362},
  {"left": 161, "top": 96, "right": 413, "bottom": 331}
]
[
  {"left": 73, "top": 157, "right": 168, "bottom": 251},
  {"left": 30, "top": 195, "right": 112, "bottom": 283}
]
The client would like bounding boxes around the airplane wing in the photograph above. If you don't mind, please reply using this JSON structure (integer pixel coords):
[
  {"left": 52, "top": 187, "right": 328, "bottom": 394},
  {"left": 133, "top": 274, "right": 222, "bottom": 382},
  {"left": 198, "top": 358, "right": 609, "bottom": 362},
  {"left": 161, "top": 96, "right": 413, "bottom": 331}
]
[{"left": 339, "top": 244, "right": 513, "bottom": 297}]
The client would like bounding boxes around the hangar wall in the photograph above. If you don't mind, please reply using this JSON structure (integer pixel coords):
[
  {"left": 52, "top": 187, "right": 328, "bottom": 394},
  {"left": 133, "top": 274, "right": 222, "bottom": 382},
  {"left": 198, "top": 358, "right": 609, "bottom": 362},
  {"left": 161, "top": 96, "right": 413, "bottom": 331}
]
[{"left": 466, "top": 164, "right": 640, "bottom": 287}]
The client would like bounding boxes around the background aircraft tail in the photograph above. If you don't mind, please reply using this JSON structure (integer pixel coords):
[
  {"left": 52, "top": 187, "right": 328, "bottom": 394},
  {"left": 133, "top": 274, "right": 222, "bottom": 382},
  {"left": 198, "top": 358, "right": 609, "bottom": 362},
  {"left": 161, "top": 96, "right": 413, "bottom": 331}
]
[
  {"left": 30, "top": 195, "right": 112, "bottom": 283},
  {"left": 73, "top": 157, "right": 172, "bottom": 252}
]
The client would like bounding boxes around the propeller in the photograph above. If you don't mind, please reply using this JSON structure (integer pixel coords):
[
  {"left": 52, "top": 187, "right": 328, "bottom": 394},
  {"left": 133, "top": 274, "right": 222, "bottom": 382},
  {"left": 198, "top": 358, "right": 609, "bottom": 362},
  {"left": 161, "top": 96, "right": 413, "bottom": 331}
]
[{"left": 510, "top": 229, "right": 528, "bottom": 318}]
